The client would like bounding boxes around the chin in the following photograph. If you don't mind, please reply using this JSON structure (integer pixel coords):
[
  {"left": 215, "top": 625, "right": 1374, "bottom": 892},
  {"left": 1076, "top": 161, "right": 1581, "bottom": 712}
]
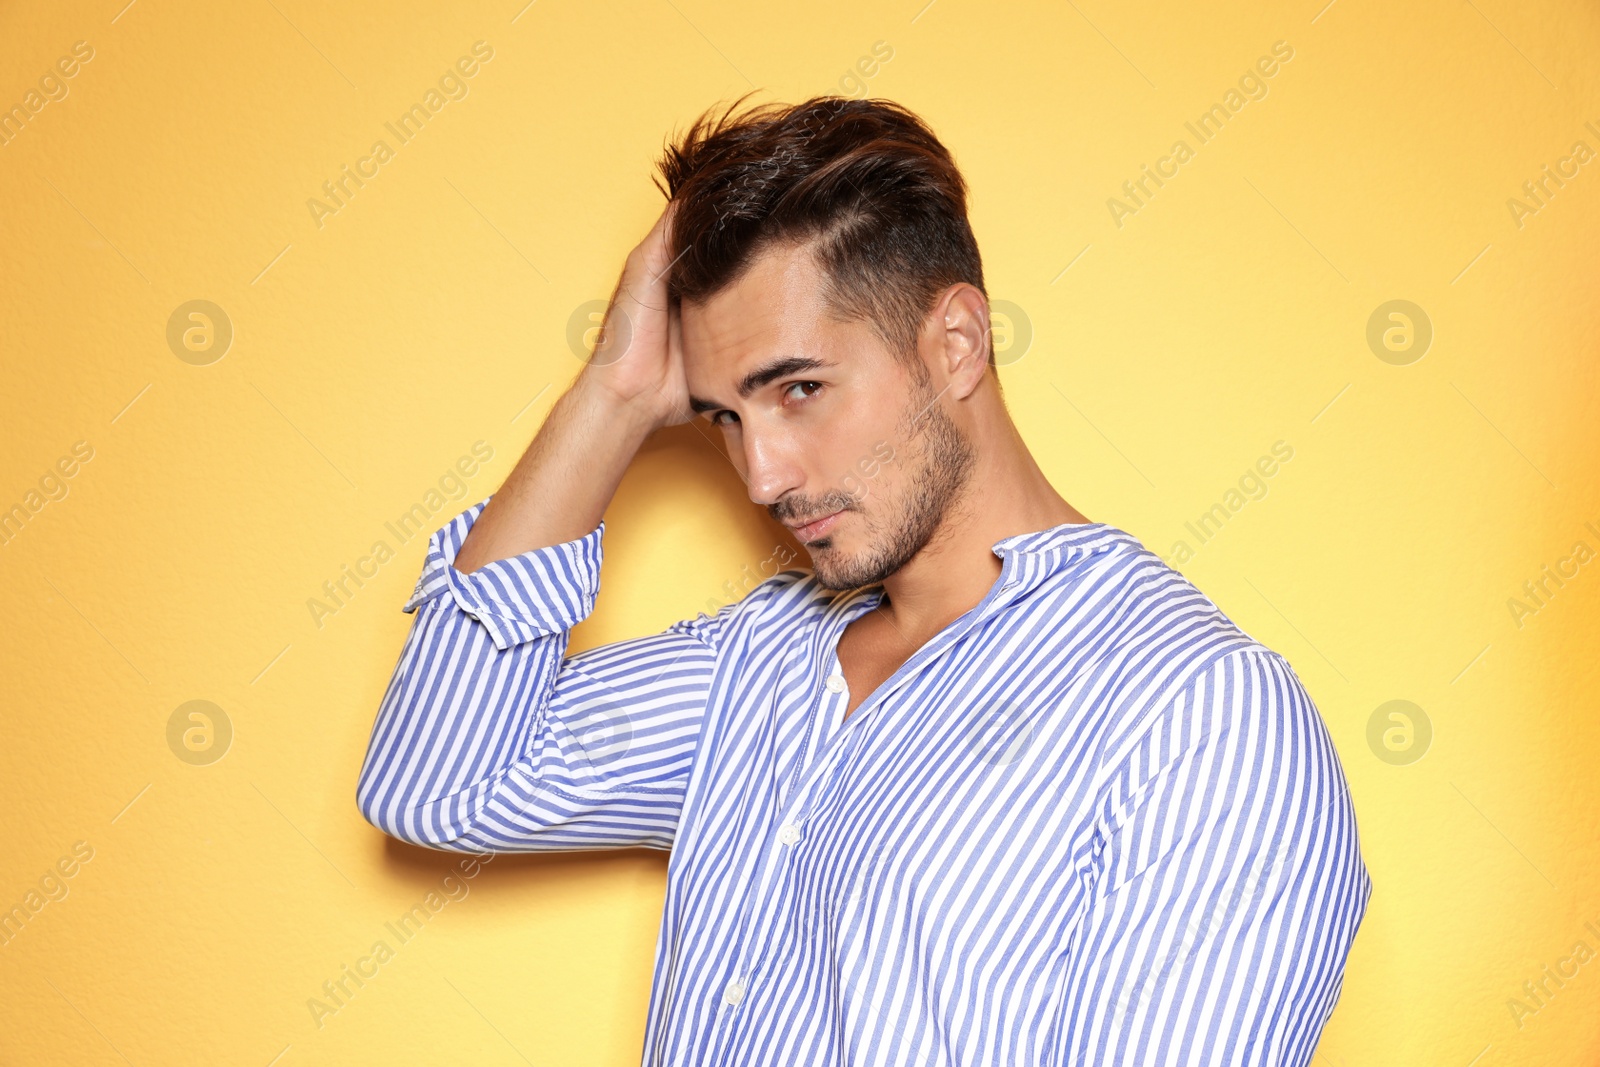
[
  {"left": 804, "top": 540, "right": 864, "bottom": 592},
  {"left": 803, "top": 540, "right": 842, "bottom": 580}
]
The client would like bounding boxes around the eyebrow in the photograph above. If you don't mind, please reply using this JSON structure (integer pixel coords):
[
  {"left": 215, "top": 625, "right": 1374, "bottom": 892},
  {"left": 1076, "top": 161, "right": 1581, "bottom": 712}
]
[{"left": 687, "top": 355, "right": 834, "bottom": 415}]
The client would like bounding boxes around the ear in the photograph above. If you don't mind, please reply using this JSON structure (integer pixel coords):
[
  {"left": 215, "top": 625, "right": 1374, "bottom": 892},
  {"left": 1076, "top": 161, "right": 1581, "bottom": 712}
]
[{"left": 928, "top": 283, "right": 993, "bottom": 401}]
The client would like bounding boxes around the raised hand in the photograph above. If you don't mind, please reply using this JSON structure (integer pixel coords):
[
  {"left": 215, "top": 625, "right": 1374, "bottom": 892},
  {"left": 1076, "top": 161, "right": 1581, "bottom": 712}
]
[{"left": 580, "top": 199, "right": 693, "bottom": 430}]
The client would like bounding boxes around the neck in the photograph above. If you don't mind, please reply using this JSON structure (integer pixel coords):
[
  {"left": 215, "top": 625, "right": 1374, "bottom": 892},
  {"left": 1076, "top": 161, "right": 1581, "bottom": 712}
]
[{"left": 876, "top": 400, "right": 1088, "bottom": 644}]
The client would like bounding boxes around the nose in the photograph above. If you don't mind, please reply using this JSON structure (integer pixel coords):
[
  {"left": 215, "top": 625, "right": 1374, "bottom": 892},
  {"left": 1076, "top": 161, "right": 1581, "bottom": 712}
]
[{"left": 740, "top": 425, "right": 804, "bottom": 508}]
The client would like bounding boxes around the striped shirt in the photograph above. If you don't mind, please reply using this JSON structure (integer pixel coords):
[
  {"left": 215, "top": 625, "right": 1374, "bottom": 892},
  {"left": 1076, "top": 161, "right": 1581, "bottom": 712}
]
[{"left": 357, "top": 497, "right": 1371, "bottom": 1066}]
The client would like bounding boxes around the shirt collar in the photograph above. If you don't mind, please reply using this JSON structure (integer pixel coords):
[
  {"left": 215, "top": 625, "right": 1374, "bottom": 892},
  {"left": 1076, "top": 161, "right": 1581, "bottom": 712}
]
[
  {"left": 835, "top": 520, "right": 1139, "bottom": 620},
  {"left": 991, "top": 519, "right": 1130, "bottom": 562}
]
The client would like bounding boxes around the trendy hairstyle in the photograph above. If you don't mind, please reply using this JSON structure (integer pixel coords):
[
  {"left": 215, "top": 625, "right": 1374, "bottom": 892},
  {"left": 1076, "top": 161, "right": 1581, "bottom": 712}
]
[{"left": 654, "top": 93, "right": 992, "bottom": 377}]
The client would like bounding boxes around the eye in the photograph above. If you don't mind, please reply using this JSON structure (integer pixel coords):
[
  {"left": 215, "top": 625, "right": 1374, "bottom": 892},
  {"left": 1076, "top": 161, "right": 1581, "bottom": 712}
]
[{"left": 709, "top": 382, "right": 822, "bottom": 427}]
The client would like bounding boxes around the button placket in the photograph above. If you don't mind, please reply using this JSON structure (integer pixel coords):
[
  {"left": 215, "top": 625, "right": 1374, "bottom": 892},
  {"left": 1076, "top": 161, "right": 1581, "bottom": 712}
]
[
  {"left": 717, "top": 591, "right": 895, "bottom": 1036},
  {"left": 717, "top": 648, "right": 853, "bottom": 1029},
  {"left": 710, "top": 557, "right": 1033, "bottom": 1056},
  {"left": 779, "top": 639, "right": 855, "bottom": 809},
  {"left": 723, "top": 744, "right": 843, "bottom": 1018}
]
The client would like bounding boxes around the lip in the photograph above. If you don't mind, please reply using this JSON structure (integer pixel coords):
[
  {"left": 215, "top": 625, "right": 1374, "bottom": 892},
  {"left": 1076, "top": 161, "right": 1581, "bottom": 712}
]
[{"left": 788, "top": 509, "right": 846, "bottom": 542}]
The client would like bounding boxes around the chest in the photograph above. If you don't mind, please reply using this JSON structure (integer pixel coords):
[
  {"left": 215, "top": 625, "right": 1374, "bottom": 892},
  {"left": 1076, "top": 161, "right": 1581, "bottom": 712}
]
[
  {"left": 658, "top": 621, "right": 1116, "bottom": 1058},
  {"left": 833, "top": 610, "right": 916, "bottom": 720}
]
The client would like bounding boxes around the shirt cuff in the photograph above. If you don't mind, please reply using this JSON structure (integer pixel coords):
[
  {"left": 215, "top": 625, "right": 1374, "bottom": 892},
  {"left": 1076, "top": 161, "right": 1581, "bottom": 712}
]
[{"left": 403, "top": 494, "right": 606, "bottom": 651}]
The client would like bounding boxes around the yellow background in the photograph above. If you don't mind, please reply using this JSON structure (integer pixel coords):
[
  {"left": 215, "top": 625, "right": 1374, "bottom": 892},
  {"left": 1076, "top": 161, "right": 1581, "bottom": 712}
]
[{"left": 2, "top": 0, "right": 1598, "bottom": 1063}]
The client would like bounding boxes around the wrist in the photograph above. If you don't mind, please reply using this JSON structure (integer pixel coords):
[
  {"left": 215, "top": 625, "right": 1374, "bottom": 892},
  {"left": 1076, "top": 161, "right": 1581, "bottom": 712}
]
[{"left": 573, "top": 371, "right": 668, "bottom": 438}]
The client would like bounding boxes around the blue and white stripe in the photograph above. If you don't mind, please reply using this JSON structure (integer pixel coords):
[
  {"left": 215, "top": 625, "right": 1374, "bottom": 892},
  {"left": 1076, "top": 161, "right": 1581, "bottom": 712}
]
[{"left": 357, "top": 495, "right": 1371, "bottom": 1066}]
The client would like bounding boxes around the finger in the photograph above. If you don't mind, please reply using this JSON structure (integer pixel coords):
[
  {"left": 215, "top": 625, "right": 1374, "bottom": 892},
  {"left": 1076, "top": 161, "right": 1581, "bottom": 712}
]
[
  {"left": 642, "top": 199, "right": 683, "bottom": 284},
  {"left": 662, "top": 197, "right": 681, "bottom": 244},
  {"left": 668, "top": 296, "right": 683, "bottom": 365}
]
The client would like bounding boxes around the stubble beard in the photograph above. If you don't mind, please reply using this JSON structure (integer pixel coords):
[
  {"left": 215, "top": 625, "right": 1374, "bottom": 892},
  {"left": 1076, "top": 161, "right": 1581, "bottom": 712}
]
[{"left": 809, "top": 372, "right": 977, "bottom": 592}]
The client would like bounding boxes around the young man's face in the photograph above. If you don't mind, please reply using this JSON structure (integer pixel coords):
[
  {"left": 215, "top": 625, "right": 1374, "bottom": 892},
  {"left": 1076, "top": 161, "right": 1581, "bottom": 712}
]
[{"left": 681, "top": 240, "right": 976, "bottom": 591}]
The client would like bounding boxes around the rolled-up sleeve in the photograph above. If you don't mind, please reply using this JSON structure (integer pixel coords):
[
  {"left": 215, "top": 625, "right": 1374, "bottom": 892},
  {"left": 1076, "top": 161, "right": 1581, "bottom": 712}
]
[
  {"left": 1057, "top": 647, "right": 1372, "bottom": 1066},
  {"left": 357, "top": 495, "right": 739, "bottom": 854},
  {"left": 399, "top": 496, "right": 604, "bottom": 651}
]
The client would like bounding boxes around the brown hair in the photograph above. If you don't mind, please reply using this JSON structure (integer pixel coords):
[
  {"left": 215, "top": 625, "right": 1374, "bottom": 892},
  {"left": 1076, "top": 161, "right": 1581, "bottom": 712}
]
[{"left": 654, "top": 94, "right": 991, "bottom": 374}]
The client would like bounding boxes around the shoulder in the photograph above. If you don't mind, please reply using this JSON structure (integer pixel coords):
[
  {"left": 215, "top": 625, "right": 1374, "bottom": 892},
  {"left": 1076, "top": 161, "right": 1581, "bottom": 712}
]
[
  {"left": 1051, "top": 531, "right": 1272, "bottom": 705},
  {"left": 1090, "top": 608, "right": 1347, "bottom": 844},
  {"left": 1041, "top": 531, "right": 1336, "bottom": 765}
]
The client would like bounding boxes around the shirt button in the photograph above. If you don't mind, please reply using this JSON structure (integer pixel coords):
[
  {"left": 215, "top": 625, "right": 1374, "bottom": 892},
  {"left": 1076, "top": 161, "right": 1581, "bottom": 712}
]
[
  {"left": 777, "top": 823, "right": 802, "bottom": 846},
  {"left": 723, "top": 976, "right": 748, "bottom": 1006},
  {"left": 825, "top": 673, "right": 846, "bottom": 693}
]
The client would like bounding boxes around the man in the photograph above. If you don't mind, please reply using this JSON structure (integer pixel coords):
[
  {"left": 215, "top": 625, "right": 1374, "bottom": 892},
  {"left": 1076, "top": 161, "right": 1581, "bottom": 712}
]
[{"left": 357, "top": 95, "right": 1370, "bottom": 1065}]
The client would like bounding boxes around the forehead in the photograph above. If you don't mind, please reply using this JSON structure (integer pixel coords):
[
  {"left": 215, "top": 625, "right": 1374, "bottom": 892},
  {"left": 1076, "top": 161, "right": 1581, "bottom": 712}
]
[{"left": 680, "top": 241, "right": 861, "bottom": 387}]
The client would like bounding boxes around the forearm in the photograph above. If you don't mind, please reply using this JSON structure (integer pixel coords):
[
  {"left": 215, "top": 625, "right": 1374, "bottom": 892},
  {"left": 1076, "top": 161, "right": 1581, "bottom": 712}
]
[
  {"left": 356, "top": 499, "right": 725, "bottom": 854},
  {"left": 360, "top": 197, "right": 699, "bottom": 851},
  {"left": 356, "top": 590, "right": 570, "bottom": 850},
  {"left": 453, "top": 374, "right": 658, "bottom": 574}
]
